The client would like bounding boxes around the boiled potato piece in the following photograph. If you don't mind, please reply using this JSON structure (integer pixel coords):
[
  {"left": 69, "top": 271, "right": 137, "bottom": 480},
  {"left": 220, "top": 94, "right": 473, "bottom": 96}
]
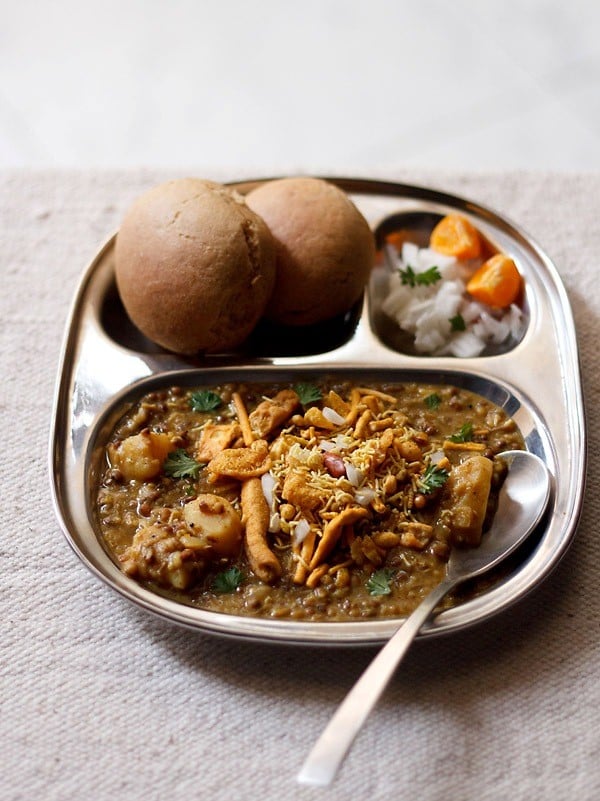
[
  {"left": 439, "top": 454, "right": 493, "bottom": 547},
  {"left": 108, "top": 430, "right": 175, "bottom": 482},
  {"left": 183, "top": 494, "right": 242, "bottom": 557}
]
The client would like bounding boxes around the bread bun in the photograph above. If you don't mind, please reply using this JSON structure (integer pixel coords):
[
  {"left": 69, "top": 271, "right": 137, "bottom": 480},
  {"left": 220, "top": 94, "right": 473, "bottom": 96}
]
[
  {"left": 115, "top": 178, "right": 276, "bottom": 354},
  {"left": 245, "top": 177, "right": 375, "bottom": 326}
]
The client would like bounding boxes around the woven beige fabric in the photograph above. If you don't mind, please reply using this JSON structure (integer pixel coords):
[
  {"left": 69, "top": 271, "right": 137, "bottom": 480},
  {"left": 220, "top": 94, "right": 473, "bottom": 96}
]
[{"left": 1, "top": 169, "right": 598, "bottom": 801}]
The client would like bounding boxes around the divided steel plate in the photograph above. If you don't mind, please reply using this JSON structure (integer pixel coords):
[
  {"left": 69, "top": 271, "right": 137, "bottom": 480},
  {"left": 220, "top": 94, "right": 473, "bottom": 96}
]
[{"left": 49, "top": 178, "right": 586, "bottom": 645}]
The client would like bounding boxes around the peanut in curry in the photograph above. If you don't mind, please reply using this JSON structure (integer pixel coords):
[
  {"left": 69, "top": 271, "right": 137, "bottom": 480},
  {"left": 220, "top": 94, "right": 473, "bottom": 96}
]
[{"left": 95, "top": 380, "right": 524, "bottom": 621}]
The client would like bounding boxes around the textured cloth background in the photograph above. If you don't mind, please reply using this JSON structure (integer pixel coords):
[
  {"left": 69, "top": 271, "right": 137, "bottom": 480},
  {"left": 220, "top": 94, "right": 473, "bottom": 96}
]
[{"left": 1, "top": 169, "right": 598, "bottom": 801}]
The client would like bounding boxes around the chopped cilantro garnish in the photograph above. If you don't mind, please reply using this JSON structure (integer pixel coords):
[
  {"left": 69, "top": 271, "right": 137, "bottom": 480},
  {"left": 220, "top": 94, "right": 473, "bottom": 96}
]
[
  {"left": 425, "top": 393, "right": 441, "bottom": 409},
  {"left": 418, "top": 463, "right": 449, "bottom": 494},
  {"left": 448, "top": 422, "right": 474, "bottom": 443},
  {"left": 399, "top": 264, "right": 442, "bottom": 288},
  {"left": 449, "top": 313, "right": 466, "bottom": 331},
  {"left": 367, "top": 569, "right": 395, "bottom": 596},
  {"left": 163, "top": 448, "right": 202, "bottom": 479},
  {"left": 190, "top": 390, "right": 222, "bottom": 412},
  {"left": 294, "top": 382, "right": 322, "bottom": 406},
  {"left": 212, "top": 567, "right": 243, "bottom": 594}
]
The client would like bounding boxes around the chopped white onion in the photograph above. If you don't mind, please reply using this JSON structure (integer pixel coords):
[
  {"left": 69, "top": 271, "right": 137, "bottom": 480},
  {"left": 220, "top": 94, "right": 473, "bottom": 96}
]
[
  {"left": 345, "top": 462, "right": 364, "bottom": 487},
  {"left": 382, "top": 242, "right": 524, "bottom": 356},
  {"left": 355, "top": 487, "right": 376, "bottom": 506},
  {"left": 319, "top": 439, "right": 336, "bottom": 452},
  {"left": 429, "top": 450, "right": 445, "bottom": 465},
  {"left": 268, "top": 513, "right": 281, "bottom": 534},
  {"left": 322, "top": 406, "right": 346, "bottom": 426},
  {"left": 292, "top": 518, "right": 311, "bottom": 546},
  {"left": 400, "top": 241, "right": 420, "bottom": 266},
  {"left": 261, "top": 471, "right": 277, "bottom": 508},
  {"left": 445, "top": 330, "right": 485, "bottom": 358}
]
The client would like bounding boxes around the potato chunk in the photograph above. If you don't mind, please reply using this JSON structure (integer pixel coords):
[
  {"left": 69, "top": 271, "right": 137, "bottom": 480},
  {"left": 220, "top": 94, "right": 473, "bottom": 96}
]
[
  {"left": 120, "top": 524, "right": 206, "bottom": 590},
  {"left": 183, "top": 494, "right": 242, "bottom": 557},
  {"left": 439, "top": 455, "right": 493, "bottom": 546},
  {"left": 108, "top": 430, "right": 175, "bottom": 482}
]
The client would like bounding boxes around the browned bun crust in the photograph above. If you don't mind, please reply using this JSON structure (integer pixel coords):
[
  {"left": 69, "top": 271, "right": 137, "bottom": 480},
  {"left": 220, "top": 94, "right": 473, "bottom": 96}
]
[
  {"left": 245, "top": 177, "right": 375, "bottom": 326},
  {"left": 115, "top": 178, "right": 276, "bottom": 354}
]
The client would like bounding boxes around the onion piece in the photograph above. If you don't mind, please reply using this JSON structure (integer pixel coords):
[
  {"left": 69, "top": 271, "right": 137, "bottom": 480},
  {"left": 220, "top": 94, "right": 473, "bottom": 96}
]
[
  {"left": 261, "top": 471, "right": 277, "bottom": 508},
  {"left": 345, "top": 462, "right": 364, "bottom": 487},
  {"left": 429, "top": 450, "right": 445, "bottom": 465},
  {"left": 269, "top": 513, "right": 281, "bottom": 534},
  {"left": 292, "top": 518, "right": 311, "bottom": 546},
  {"left": 322, "top": 406, "right": 346, "bottom": 426},
  {"left": 319, "top": 439, "right": 336, "bottom": 452},
  {"left": 355, "top": 487, "right": 376, "bottom": 506}
]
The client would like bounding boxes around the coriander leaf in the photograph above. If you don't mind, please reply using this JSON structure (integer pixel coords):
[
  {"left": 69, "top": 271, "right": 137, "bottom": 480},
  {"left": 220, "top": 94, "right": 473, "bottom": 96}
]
[
  {"left": 399, "top": 265, "right": 418, "bottom": 287},
  {"left": 294, "top": 382, "right": 322, "bottom": 406},
  {"left": 367, "top": 569, "right": 395, "bottom": 596},
  {"left": 399, "top": 264, "right": 442, "bottom": 288},
  {"left": 163, "top": 448, "right": 202, "bottom": 479},
  {"left": 418, "top": 463, "right": 449, "bottom": 494},
  {"left": 425, "top": 393, "right": 441, "bottom": 409},
  {"left": 190, "top": 390, "right": 222, "bottom": 413},
  {"left": 448, "top": 422, "right": 474, "bottom": 443},
  {"left": 449, "top": 313, "right": 466, "bottom": 331},
  {"left": 212, "top": 567, "right": 243, "bottom": 594}
]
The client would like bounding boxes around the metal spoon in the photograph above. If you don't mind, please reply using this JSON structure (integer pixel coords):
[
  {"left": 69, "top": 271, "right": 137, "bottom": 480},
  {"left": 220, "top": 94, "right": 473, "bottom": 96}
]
[{"left": 297, "top": 450, "right": 551, "bottom": 787}]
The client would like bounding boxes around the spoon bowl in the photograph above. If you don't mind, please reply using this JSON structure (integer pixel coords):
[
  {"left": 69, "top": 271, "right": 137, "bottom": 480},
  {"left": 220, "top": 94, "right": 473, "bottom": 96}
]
[{"left": 297, "top": 450, "right": 551, "bottom": 787}]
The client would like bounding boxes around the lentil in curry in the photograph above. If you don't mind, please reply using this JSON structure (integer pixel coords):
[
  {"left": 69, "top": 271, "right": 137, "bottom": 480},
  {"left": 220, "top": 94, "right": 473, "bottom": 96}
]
[{"left": 95, "top": 380, "right": 524, "bottom": 621}]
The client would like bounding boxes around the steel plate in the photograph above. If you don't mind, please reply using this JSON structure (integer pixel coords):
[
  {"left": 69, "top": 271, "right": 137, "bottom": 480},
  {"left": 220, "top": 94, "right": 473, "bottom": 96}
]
[{"left": 49, "top": 177, "right": 586, "bottom": 645}]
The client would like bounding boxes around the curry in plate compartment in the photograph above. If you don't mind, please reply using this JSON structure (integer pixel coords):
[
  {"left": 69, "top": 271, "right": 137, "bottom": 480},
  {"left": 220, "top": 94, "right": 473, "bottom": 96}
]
[{"left": 95, "top": 378, "right": 524, "bottom": 621}]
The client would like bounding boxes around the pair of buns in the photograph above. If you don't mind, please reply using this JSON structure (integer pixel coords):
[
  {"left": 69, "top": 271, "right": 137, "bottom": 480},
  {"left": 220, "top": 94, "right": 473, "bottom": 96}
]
[{"left": 115, "top": 176, "right": 375, "bottom": 354}]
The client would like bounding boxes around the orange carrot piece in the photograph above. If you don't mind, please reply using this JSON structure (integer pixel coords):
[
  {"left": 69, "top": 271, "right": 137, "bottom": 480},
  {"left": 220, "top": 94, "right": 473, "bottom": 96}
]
[
  {"left": 466, "top": 253, "right": 522, "bottom": 308},
  {"left": 384, "top": 231, "right": 409, "bottom": 249},
  {"left": 430, "top": 214, "right": 482, "bottom": 259}
]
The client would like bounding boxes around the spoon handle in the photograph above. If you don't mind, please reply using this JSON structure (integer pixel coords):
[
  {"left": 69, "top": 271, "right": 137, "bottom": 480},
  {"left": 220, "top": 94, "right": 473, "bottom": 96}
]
[{"left": 297, "top": 575, "right": 458, "bottom": 787}]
